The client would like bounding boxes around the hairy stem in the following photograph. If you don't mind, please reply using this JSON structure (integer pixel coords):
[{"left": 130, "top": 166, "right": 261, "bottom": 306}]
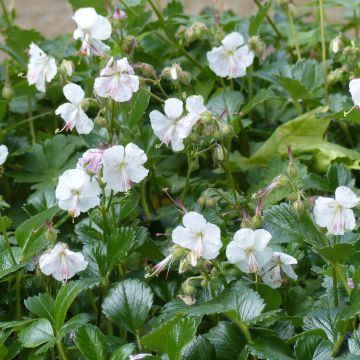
[{"left": 27, "top": 93, "right": 36, "bottom": 145}]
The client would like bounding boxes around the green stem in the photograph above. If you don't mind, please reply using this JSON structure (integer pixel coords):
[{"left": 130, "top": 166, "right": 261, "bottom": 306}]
[
  {"left": 135, "top": 331, "right": 142, "bottom": 351},
  {"left": 143, "top": 88, "right": 165, "bottom": 103},
  {"left": 354, "top": 10, "right": 359, "bottom": 40},
  {"left": 253, "top": 0, "right": 283, "bottom": 39},
  {"left": 0, "top": 0, "right": 11, "bottom": 26},
  {"left": 332, "top": 333, "right": 345, "bottom": 357},
  {"left": 334, "top": 262, "right": 351, "bottom": 296},
  {"left": 220, "top": 143, "right": 238, "bottom": 204},
  {"left": 292, "top": 98, "right": 302, "bottom": 115},
  {"left": 56, "top": 341, "right": 68, "bottom": 360},
  {"left": 15, "top": 272, "right": 22, "bottom": 320},
  {"left": 27, "top": 93, "right": 36, "bottom": 145},
  {"left": 332, "top": 265, "right": 339, "bottom": 307},
  {"left": 286, "top": 6, "right": 301, "bottom": 61},
  {"left": 146, "top": 0, "right": 203, "bottom": 70},
  {"left": 182, "top": 151, "right": 193, "bottom": 201},
  {"left": 233, "top": 318, "right": 252, "bottom": 343},
  {"left": 319, "top": 0, "right": 328, "bottom": 104},
  {"left": 140, "top": 181, "right": 151, "bottom": 221},
  {"left": 0, "top": 215, "right": 16, "bottom": 264}
]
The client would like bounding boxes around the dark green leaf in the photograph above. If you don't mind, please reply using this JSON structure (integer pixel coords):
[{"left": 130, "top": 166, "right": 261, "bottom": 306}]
[
  {"left": 18, "top": 319, "right": 54, "bottom": 348},
  {"left": 24, "top": 293, "right": 55, "bottom": 324}
]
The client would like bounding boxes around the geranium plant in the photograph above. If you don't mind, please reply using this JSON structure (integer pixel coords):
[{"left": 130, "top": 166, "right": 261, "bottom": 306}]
[{"left": 0, "top": 0, "right": 360, "bottom": 359}]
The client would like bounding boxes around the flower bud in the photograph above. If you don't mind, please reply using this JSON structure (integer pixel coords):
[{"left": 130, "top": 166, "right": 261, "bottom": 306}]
[
  {"left": 2, "top": 84, "right": 14, "bottom": 100},
  {"left": 178, "top": 258, "right": 192, "bottom": 273},
  {"left": 184, "top": 27, "right": 195, "bottom": 43},
  {"left": 251, "top": 214, "right": 262, "bottom": 229},
  {"left": 182, "top": 281, "right": 197, "bottom": 297},
  {"left": 328, "top": 68, "right": 344, "bottom": 84},
  {"left": 45, "top": 224, "right": 57, "bottom": 243},
  {"left": 343, "top": 46, "right": 360, "bottom": 64},
  {"left": 193, "top": 22, "right": 208, "bottom": 38},
  {"left": 123, "top": 36, "right": 137, "bottom": 54},
  {"left": 172, "top": 244, "right": 187, "bottom": 260},
  {"left": 161, "top": 66, "right": 171, "bottom": 78},
  {"left": 205, "top": 197, "right": 216, "bottom": 208},
  {"left": 222, "top": 124, "right": 233, "bottom": 137},
  {"left": 288, "top": 162, "right": 297, "bottom": 178},
  {"left": 248, "top": 36, "right": 266, "bottom": 60},
  {"left": 330, "top": 35, "right": 343, "bottom": 54},
  {"left": 212, "top": 144, "right": 224, "bottom": 162},
  {"left": 188, "top": 132, "right": 200, "bottom": 143},
  {"left": 95, "top": 114, "right": 107, "bottom": 127},
  {"left": 215, "top": 28, "right": 225, "bottom": 43},
  {"left": 202, "top": 125, "right": 217, "bottom": 137},
  {"left": 81, "top": 98, "right": 89, "bottom": 112},
  {"left": 180, "top": 70, "right": 191, "bottom": 85},
  {"left": 197, "top": 195, "right": 206, "bottom": 207},
  {"left": 200, "top": 277, "right": 208, "bottom": 288},
  {"left": 241, "top": 217, "right": 252, "bottom": 228},
  {"left": 113, "top": 8, "right": 127, "bottom": 20},
  {"left": 293, "top": 199, "right": 304, "bottom": 213},
  {"left": 170, "top": 64, "right": 182, "bottom": 81},
  {"left": 201, "top": 111, "right": 213, "bottom": 124},
  {"left": 60, "top": 59, "right": 74, "bottom": 77},
  {"left": 138, "top": 63, "right": 155, "bottom": 78}
]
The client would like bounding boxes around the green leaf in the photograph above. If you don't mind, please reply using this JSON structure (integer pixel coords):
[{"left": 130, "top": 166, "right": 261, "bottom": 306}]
[
  {"left": 294, "top": 335, "right": 333, "bottom": 360},
  {"left": 102, "top": 279, "right": 153, "bottom": 334},
  {"left": 116, "top": 192, "right": 140, "bottom": 222},
  {"left": 60, "top": 313, "right": 92, "bottom": 335},
  {"left": 234, "top": 107, "right": 360, "bottom": 172},
  {"left": 18, "top": 319, "right": 54, "bottom": 348},
  {"left": 107, "top": 227, "right": 135, "bottom": 270},
  {"left": 167, "top": 316, "right": 201, "bottom": 360},
  {"left": 316, "top": 243, "right": 355, "bottom": 262},
  {"left": 24, "top": 293, "right": 55, "bottom": 324},
  {"left": 8, "top": 135, "right": 82, "bottom": 188},
  {"left": 74, "top": 324, "right": 108, "bottom": 360},
  {"left": 207, "top": 90, "right": 244, "bottom": 118},
  {"left": 240, "top": 88, "right": 273, "bottom": 116},
  {"left": 127, "top": 88, "right": 150, "bottom": 129},
  {"left": 349, "top": 327, "right": 360, "bottom": 355},
  {"left": 205, "top": 321, "right": 246, "bottom": 360},
  {"left": 181, "top": 335, "right": 215, "bottom": 360},
  {"left": 15, "top": 206, "right": 59, "bottom": 260},
  {"left": 54, "top": 280, "right": 89, "bottom": 331},
  {"left": 247, "top": 335, "right": 293, "bottom": 360},
  {"left": 263, "top": 203, "right": 325, "bottom": 246},
  {"left": 110, "top": 343, "right": 137, "bottom": 360},
  {"left": 0, "top": 247, "right": 23, "bottom": 280},
  {"left": 249, "top": 1, "right": 272, "bottom": 35}
]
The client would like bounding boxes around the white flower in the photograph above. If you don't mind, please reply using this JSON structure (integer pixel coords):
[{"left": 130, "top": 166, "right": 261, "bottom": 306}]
[
  {"left": 313, "top": 186, "right": 358, "bottom": 235},
  {"left": 172, "top": 211, "right": 222, "bottom": 266},
  {"left": 77, "top": 148, "right": 104, "bottom": 174},
  {"left": 349, "top": 78, "right": 360, "bottom": 107},
  {"left": 226, "top": 228, "right": 273, "bottom": 273},
  {"left": 39, "top": 243, "right": 88, "bottom": 282},
  {"left": 73, "top": 7, "right": 112, "bottom": 55},
  {"left": 102, "top": 143, "right": 149, "bottom": 193},
  {"left": 0, "top": 145, "right": 9, "bottom": 165},
  {"left": 55, "top": 169, "right": 101, "bottom": 217},
  {"left": 207, "top": 32, "right": 254, "bottom": 78},
  {"left": 150, "top": 96, "right": 206, "bottom": 152},
  {"left": 27, "top": 43, "right": 57, "bottom": 92},
  {"left": 262, "top": 252, "right": 297, "bottom": 288},
  {"left": 129, "top": 354, "right": 152, "bottom": 360},
  {"left": 94, "top": 57, "right": 139, "bottom": 102},
  {"left": 55, "top": 83, "right": 94, "bottom": 134}
]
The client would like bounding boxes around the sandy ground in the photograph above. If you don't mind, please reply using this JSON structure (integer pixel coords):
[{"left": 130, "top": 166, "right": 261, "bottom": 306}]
[{"left": 5, "top": 0, "right": 255, "bottom": 38}]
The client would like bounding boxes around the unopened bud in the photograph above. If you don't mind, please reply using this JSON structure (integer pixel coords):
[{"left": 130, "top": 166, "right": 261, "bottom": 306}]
[
  {"left": 201, "top": 111, "right": 213, "bottom": 124},
  {"left": 241, "top": 218, "right": 252, "bottom": 228},
  {"left": 288, "top": 162, "right": 297, "bottom": 178},
  {"left": 123, "top": 36, "right": 137, "bottom": 54},
  {"left": 330, "top": 35, "right": 343, "bottom": 54},
  {"left": 215, "top": 29, "right": 225, "bottom": 43},
  {"left": 202, "top": 125, "right": 217, "bottom": 137},
  {"left": 205, "top": 197, "right": 216, "bottom": 208},
  {"left": 170, "top": 64, "right": 182, "bottom": 81},
  {"left": 251, "top": 214, "right": 262, "bottom": 229},
  {"left": 60, "top": 59, "right": 74, "bottom": 77},
  {"left": 293, "top": 199, "right": 304, "bottom": 213},
  {"left": 197, "top": 195, "right": 206, "bottom": 207},
  {"left": 248, "top": 36, "right": 266, "bottom": 60},
  {"left": 172, "top": 244, "right": 187, "bottom": 259},
  {"left": 113, "top": 8, "right": 127, "bottom": 20},
  {"left": 2, "top": 84, "right": 14, "bottom": 100},
  {"left": 222, "top": 124, "right": 233, "bottom": 136},
  {"left": 81, "top": 98, "right": 89, "bottom": 112},
  {"left": 45, "top": 225, "right": 58, "bottom": 243},
  {"left": 212, "top": 144, "right": 224, "bottom": 162},
  {"left": 180, "top": 71, "right": 191, "bottom": 84},
  {"left": 184, "top": 27, "right": 196, "bottom": 43},
  {"left": 138, "top": 63, "right": 155, "bottom": 78},
  {"left": 328, "top": 68, "right": 344, "bottom": 84},
  {"left": 95, "top": 114, "right": 107, "bottom": 127},
  {"left": 188, "top": 132, "right": 200, "bottom": 143},
  {"left": 193, "top": 22, "right": 208, "bottom": 38},
  {"left": 182, "top": 282, "right": 197, "bottom": 296},
  {"left": 200, "top": 278, "right": 208, "bottom": 287}
]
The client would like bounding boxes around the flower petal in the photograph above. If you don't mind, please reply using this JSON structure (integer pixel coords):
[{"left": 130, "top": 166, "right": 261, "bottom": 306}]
[
  {"left": 72, "top": 7, "right": 98, "bottom": 30},
  {"left": 335, "top": 186, "right": 358, "bottom": 208},
  {"left": 89, "top": 14, "right": 111, "bottom": 40},
  {"left": 164, "top": 98, "right": 183, "bottom": 119},
  {"left": 350, "top": 78, "right": 360, "bottom": 106},
  {"left": 75, "top": 110, "right": 94, "bottom": 134},
  {"left": 232, "top": 228, "right": 255, "bottom": 249},
  {"left": 221, "top": 32, "right": 244, "bottom": 50},
  {"left": 63, "top": 83, "right": 85, "bottom": 104},
  {"left": 186, "top": 95, "right": 206, "bottom": 115},
  {"left": 124, "top": 143, "right": 147, "bottom": 165},
  {"left": 254, "top": 229, "right": 272, "bottom": 251},
  {"left": 0, "top": 145, "right": 9, "bottom": 165},
  {"left": 226, "top": 239, "right": 246, "bottom": 264},
  {"left": 182, "top": 211, "right": 207, "bottom": 231}
]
